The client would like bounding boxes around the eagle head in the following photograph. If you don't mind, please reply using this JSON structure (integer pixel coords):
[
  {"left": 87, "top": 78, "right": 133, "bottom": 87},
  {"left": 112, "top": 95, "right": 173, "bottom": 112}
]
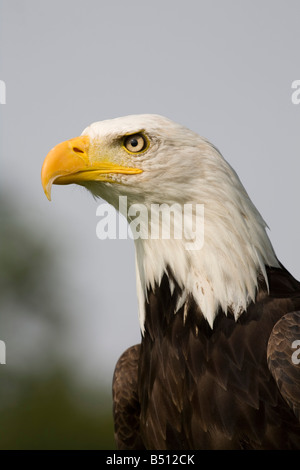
[{"left": 41, "top": 114, "right": 278, "bottom": 330}]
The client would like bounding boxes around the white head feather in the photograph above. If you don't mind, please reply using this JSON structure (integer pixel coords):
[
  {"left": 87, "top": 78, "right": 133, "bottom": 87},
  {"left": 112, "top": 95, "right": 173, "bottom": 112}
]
[{"left": 81, "top": 114, "right": 279, "bottom": 331}]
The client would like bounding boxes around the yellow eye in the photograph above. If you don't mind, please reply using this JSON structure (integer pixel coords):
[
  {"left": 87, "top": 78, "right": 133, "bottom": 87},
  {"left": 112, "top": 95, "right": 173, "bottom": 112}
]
[{"left": 124, "top": 134, "right": 147, "bottom": 153}]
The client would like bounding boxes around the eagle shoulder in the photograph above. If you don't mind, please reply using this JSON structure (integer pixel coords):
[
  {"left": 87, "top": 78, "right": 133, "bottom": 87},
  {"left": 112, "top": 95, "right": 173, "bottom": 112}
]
[
  {"left": 267, "top": 310, "right": 300, "bottom": 421},
  {"left": 112, "top": 344, "right": 144, "bottom": 449}
]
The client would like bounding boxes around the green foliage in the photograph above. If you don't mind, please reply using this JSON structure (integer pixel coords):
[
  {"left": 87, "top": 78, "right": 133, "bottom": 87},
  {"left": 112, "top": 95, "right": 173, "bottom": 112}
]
[
  {"left": 0, "top": 197, "right": 116, "bottom": 449},
  {"left": 0, "top": 370, "right": 115, "bottom": 450}
]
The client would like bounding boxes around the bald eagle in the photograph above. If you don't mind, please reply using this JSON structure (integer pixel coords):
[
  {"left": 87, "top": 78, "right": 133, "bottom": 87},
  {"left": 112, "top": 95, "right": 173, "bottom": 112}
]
[{"left": 41, "top": 115, "right": 300, "bottom": 450}]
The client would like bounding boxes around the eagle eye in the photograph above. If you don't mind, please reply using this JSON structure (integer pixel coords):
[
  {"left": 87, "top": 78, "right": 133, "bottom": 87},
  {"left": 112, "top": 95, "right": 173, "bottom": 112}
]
[{"left": 124, "top": 134, "right": 147, "bottom": 153}]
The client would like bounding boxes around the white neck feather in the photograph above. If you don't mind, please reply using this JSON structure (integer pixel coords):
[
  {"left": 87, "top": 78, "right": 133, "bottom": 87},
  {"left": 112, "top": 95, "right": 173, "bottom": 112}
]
[{"left": 133, "top": 175, "right": 279, "bottom": 333}]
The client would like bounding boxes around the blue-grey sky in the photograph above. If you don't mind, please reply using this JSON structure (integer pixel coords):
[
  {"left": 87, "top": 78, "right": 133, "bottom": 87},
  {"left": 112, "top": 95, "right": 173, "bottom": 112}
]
[{"left": 1, "top": 0, "right": 300, "bottom": 386}]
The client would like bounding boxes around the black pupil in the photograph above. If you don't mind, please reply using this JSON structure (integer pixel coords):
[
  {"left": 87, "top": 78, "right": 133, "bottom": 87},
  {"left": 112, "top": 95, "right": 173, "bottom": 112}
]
[{"left": 130, "top": 138, "right": 139, "bottom": 147}]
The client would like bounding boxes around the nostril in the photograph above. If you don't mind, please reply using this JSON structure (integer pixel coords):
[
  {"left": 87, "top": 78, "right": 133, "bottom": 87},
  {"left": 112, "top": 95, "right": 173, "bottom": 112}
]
[{"left": 73, "top": 147, "right": 84, "bottom": 154}]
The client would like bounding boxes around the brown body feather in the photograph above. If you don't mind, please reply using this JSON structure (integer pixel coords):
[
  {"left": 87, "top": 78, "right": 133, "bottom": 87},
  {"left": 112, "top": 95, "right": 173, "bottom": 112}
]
[{"left": 113, "top": 266, "right": 300, "bottom": 449}]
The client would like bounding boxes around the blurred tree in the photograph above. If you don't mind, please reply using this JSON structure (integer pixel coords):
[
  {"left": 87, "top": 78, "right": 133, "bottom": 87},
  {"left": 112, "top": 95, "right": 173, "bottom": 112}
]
[{"left": 0, "top": 196, "right": 115, "bottom": 449}]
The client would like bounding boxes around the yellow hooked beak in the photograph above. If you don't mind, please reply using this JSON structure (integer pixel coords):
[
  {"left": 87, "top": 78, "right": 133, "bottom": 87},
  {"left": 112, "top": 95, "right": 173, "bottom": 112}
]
[{"left": 41, "top": 135, "right": 143, "bottom": 201}]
